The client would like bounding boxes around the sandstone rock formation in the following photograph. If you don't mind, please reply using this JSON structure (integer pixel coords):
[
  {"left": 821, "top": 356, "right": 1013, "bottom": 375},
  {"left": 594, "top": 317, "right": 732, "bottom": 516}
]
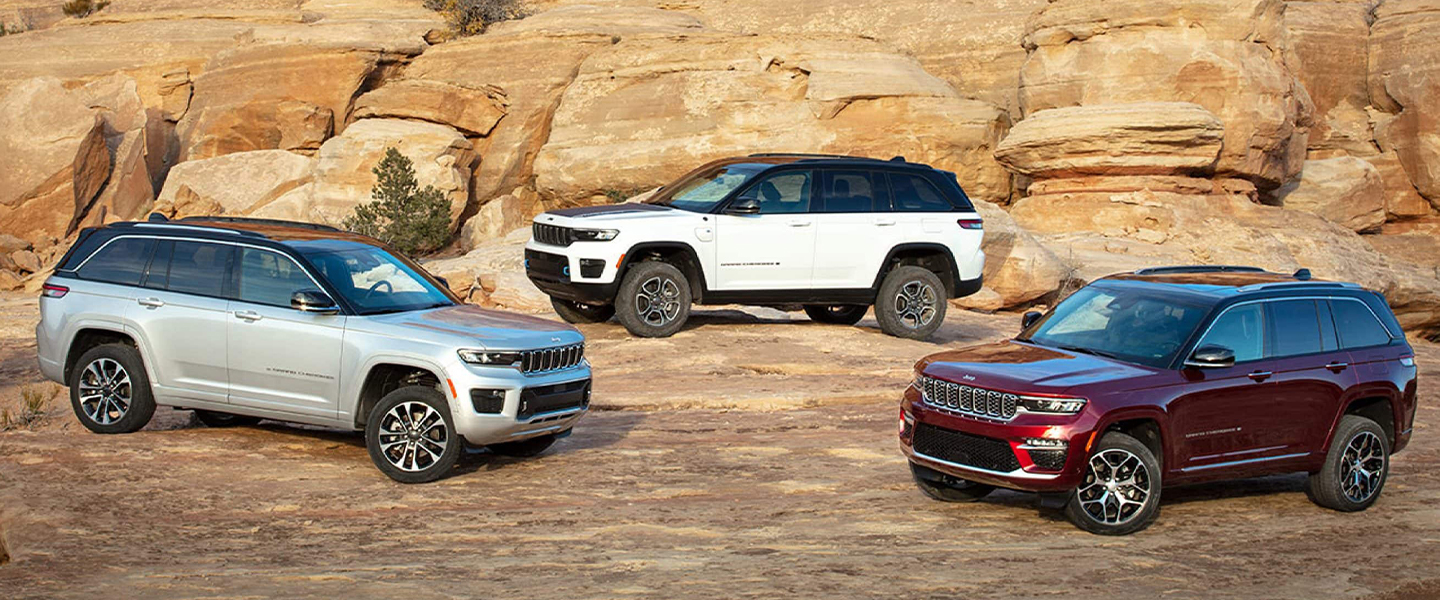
[
  {"left": 154, "top": 150, "right": 315, "bottom": 218},
  {"left": 995, "top": 103, "right": 1223, "bottom": 178},
  {"left": 971, "top": 199, "right": 1070, "bottom": 307},
  {"left": 1369, "top": 0, "right": 1440, "bottom": 208},
  {"left": 1283, "top": 0, "right": 1377, "bottom": 157},
  {"left": 1276, "top": 156, "right": 1386, "bottom": 233},
  {"left": 0, "top": 77, "right": 109, "bottom": 247},
  {"left": 424, "top": 227, "right": 549, "bottom": 312},
  {"left": 353, "top": 80, "right": 507, "bottom": 137}
]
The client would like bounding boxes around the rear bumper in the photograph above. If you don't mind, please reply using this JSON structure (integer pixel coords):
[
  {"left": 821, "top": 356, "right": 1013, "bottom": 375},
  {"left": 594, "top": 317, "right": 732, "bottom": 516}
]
[{"left": 951, "top": 274, "right": 983, "bottom": 299}]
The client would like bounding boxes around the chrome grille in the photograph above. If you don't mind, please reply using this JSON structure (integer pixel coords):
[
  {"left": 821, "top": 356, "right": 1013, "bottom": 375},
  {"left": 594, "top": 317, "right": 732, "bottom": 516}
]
[
  {"left": 918, "top": 375, "right": 1018, "bottom": 420},
  {"left": 521, "top": 343, "right": 585, "bottom": 375},
  {"left": 532, "top": 223, "right": 573, "bottom": 247}
]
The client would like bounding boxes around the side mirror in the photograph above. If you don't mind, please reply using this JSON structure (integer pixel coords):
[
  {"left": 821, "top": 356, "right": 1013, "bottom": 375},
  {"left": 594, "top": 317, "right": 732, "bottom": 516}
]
[
  {"left": 1021, "top": 311, "right": 1043, "bottom": 330},
  {"left": 1185, "top": 344, "right": 1236, "bottom": 369},
  {"left": 434, "top": 275, "right": 450, "bottom": 289},
  {"left": 292, "top": 289, "right": 339, "bottom": 315},
  {"left": 726, "top": 196, "right": 761, "bottom": 215}
]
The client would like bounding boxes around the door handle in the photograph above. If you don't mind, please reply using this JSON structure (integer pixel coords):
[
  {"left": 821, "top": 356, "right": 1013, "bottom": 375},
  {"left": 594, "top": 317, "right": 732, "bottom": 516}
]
[
  {"left": 874, "top": 218, "right": 897, "bottom": 226},
  {"left": 787, "top": 220, "right": 812, "bottom": 228},
  {"left": 137, "top": 297, "right": 165, "bottom": 308},
  {"left": 1325, "top": 362, "right": 1349, "bottom": 372},
  {"left": 234, "top": 310, "right": 263, "bottom": 322},
  {"left": 1247, "top": 370, "right": 1273, "bottom": 382}
]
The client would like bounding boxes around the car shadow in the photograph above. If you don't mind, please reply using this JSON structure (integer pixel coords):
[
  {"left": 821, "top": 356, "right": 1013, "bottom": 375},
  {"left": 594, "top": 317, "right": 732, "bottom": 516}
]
[{"left": 669, "top": 307, "right": 1009, "bottom": 348}]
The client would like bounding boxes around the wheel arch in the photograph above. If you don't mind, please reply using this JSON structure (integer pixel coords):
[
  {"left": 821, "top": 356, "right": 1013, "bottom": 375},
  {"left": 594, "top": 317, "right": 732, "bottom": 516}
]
[
  {"left": 618, "top": 241, "right": 707, "bottom": 302},
  {"left": 1095, "top": 411, "right": 1168, "bottom": 473},
  {"left": 64, "top": 327, "right": 140, "bottom": 386},
  {"left": 1335, "top": 395, "right": 1397, "bottom": 451},
  {"left": 873, "top": 243, "right": 961, "bottom": 298},
  {"left": 353, "top": 359, "right": 448, "bottom": 429}
]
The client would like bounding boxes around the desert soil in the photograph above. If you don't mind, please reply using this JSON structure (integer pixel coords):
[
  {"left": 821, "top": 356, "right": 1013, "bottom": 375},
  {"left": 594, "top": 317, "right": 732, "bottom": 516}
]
[{"left": 0, "top": 293, "right": 1436, "bottom": 599}]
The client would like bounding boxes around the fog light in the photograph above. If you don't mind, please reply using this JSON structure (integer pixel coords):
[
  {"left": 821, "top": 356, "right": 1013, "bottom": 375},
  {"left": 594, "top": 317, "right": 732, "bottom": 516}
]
[
  {"left": 1020, "top": 437, "right": 1068, "bottom": 449},
  {"left": 579, "top": 258, "right": 606, "bottom": 278},
  {"left": 470, "top": 389, "right": 505, "bottom": 414}
]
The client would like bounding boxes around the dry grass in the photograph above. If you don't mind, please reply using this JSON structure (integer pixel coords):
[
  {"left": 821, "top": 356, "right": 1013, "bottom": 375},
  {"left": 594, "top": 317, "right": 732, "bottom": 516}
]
[{"left": 1, "top": 385, "right": 57, "bottom": 431}]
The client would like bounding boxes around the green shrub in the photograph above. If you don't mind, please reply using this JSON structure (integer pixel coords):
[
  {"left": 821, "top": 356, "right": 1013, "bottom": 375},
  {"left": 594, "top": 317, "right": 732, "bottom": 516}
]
[
  {"left": 423, "top": 0, "right": 527, "bottom": 36},
  {"left": 344, "top": 147, "right": 452, "bottom": 255},
  {"left": 62, "top": 0, "right": 109, "bottom": 18}
]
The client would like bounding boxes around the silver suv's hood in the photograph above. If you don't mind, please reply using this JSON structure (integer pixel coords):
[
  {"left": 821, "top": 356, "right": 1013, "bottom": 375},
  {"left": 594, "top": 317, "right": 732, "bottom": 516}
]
[
  {"left": 537, "top": 203, "right": 697, "bottom": 225},
  {"left": 356, "top": 305, "right": 583, "bottom": 351}
]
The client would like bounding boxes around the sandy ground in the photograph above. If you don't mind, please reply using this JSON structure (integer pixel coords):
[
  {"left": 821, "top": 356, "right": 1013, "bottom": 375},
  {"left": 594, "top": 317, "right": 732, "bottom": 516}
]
[{"left": 0, "top": 293, "right": 1436, "bottom": 599}]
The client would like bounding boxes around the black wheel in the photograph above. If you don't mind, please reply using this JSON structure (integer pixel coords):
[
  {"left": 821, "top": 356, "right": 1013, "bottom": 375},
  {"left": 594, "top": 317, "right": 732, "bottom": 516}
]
[
  {"left": 365, "top": 385, "right": 461, "bottom": 484},
  {"left": 194, "top": 410, "right": 262, "bottom": 428},
  {"left": 1065, "top": 432, "right": 1162, "bottom": 535},
  {"left": 803, "top": 304, "right": 868, "bottom": 325},
  {"left": 875, "top": 266, "right": 947, "bottom": 339},
  {"left": 488, "top": 433, "right": 558, "bottom": 458},
  {"left": 551, "top": 298, "right": 616, "bottom": 324},
  {"left": 615, "top": 261, "right": 691, "bottom": 338},
  {"left": 1307, "top": 415, "right": 1389, "bottom": 512},
  {"left": 68, "top": 343, "right": 156, "bottom": 434},
  {"left": 911, "top": 462, "right": 995, "bottom": 502}
]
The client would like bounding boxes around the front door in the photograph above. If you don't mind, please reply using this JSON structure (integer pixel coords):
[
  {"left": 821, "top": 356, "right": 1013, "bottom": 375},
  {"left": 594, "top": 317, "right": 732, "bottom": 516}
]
[
  {"left": 226, "top": 247, "right": 345, "bottom": 419},
  {"left": 1169, "top": 302, "right": 1275, "bottom": 473},
  {"left": 714, "top": 169, "right": 817, "bottom": 290}
]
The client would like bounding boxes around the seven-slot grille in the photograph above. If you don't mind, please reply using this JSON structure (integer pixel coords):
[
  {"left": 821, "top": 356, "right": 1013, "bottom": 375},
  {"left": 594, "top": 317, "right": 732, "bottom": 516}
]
[
  {"left": 532, "top": 223, "right": 573, "bottom": 247},
  {"left": 521, "top": 343, "right": 585, "bottom": 374},
  {"left": 912, "top": 423, "right": 1021, "bottom": 473},
  {"left": 918, "top": 375, "right": 1018, "bottom": 420}
]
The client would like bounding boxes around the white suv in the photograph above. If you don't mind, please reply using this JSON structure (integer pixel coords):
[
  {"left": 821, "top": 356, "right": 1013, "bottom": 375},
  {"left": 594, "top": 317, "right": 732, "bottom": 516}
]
[{"left": 525, "top": 154, "right": 985, "bottom": 339}]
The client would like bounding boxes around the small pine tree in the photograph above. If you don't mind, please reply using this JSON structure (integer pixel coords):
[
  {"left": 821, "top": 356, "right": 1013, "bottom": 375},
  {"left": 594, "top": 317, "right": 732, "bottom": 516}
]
[{"left": 344, "top": 147, "right": 452, "bottom": 255}]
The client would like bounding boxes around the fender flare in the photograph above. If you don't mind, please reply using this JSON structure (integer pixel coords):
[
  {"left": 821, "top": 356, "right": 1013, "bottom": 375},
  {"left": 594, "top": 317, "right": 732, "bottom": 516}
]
[{"left": 872, "top": 243, "right": 961, "bottom": 297}]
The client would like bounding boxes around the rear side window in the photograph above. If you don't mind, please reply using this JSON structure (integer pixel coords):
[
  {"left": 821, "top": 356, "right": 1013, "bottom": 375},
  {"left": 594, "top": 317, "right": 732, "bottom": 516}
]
[
  {"left": 1330, "top": 299, "right": 1392, "bottom": 349},
  {"left": 1198, "top": 303, "right": 1264, "bottom": 363},
  {"left": 237, "top": 248, "right": 316, "bottom": 308},
  {"left": 76, "top": 237, "right": 156, "bottom": 286},
  {"left": 160, "top": 241, "right": 234, "bottom": 297},
  {"left": 820, "top": 170, "right": 883, "bottom": 213},
  {"left": 1267, "top": 299, "right": 1326, "bottom": 358},
  {"left": 889, "top": 173, "right": 952, "bottom": 212}
]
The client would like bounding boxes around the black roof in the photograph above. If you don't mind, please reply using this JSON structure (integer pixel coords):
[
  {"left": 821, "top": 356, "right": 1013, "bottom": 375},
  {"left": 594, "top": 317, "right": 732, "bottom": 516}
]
[{"left": 1098, "top": 265, "right": 1365, "bottom": 300}]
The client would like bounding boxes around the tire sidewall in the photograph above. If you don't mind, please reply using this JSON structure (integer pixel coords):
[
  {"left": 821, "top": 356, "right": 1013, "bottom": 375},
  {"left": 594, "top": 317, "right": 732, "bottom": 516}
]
[
  {"left": 876, "top": 266, "right": 947, "bottom": 339},
  {"left": 1065, "top": 432, "right": 1163, "bottom": 536},
  {"left": 69, "top": 343, "right": 156, "bottom": 434},
  {"left": 1311, "top": 415, "right": 1390, "bottom": 512},
  {"left": 365, "top": 386, "right": 462, "bottom": 484},
  {"left": 615, "top": 261, "right": 691, "bottom": 338}
]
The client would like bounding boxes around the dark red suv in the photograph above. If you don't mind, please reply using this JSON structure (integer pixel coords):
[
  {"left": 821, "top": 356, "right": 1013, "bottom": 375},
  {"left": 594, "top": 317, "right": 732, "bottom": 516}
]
[{"left": 899, "top": 266, "right": 1418, "bottom": 535}]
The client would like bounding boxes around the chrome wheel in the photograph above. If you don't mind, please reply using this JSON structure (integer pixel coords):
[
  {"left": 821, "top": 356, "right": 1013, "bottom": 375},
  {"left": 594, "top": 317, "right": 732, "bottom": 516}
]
[
  {"left": 893, "top": 281, "right": 938, "bottom": 329},
  {"left": 377, "top": 401, "right": 449, "bottom": 473},
  {"left": 78, "top": 358, "right": 131, "bottom": 426},
  {"left": 1340, "top": 431, "right": 1385, "bottom": 504},
  {"left": 635, "top": 276, "right": 682, "bottom": 327},
  {"left": 1077, "top": 448, "right": 1152, "bottom": 526}
]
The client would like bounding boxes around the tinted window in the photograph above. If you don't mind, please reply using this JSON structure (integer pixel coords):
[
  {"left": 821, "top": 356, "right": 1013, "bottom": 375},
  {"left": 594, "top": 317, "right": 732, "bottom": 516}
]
[
  {"left": 746, "top": 171, "right": 812, "bottom": 214},
  {"left": 1019, "top": 285, "right": 1210, "bottom": 368},
  {"left": 299, "top": 243, "right": 453, "bottom": 315},
  {"left": 820, "top": 170, "right": 881, "bottom": 213},
  {"left": 1331, "top": 299, "right": 1392, "bottom": 349},
  {"left": 1198, "top": 303, "right": 1264, "bottom": 363},
  {"left": 237, "top": 248, "right": 316, "bottom": 308},
  {"left": 1267, "top": 299, "right": 1324, "bottom": 358},
  {"left": 164, "top": 241, "right": 233, "bottom": 297},
  {"left": 889, "top": 173, "right": 952, "bottom": 212},
  {"left": 142, "top": 240, "right": 173, "bottom": 290},
  {"left": 76, "top": 237, "right": 156, "bottom": 286}
]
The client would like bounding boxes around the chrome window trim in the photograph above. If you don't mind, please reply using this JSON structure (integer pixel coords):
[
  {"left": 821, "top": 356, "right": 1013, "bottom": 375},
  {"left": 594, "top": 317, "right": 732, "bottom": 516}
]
[
  {"left": 232, "top": 246, "right": 331, "bottom": 311},
  {"left": 1189, "top": 295, "right": 1396, "bottom": 365}
]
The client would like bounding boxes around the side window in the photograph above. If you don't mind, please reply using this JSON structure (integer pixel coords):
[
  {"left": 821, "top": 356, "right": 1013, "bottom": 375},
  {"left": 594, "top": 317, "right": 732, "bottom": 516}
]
[
  {"left": 745, "top": 171, "right": 812, "bottom": 214},
  {"left": 165, "top": 241, "right": 234, "bottom": 297},
  {"left": 237, "top": 248, "right": 317, "bottom": 308},
  {"left": 141, "top": 240, "right": 174, "bottom": 290},
  {"left": 76, "top": 237, "right": 156, "bottom": 286},
  {"left": 889, "top": 173, "right": 952, "bottom": 212},
  {"left": 1267, "top": 299, "right": 1325, "bottom": 358},
  {"left": 820, "top": 170, "right": 882, "bottom": 213},
  {"left": 1198, "top": 303, "right": 1264, "bottom": 363},
  {"left": 1330, "top": 299, "right": 1392, "bottom": 349}
]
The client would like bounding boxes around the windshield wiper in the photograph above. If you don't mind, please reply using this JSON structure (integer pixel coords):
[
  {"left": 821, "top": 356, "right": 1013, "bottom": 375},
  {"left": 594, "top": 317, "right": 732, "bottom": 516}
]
[{"left": 1051, "top": 343, "right": 1121, "bottom": 360}]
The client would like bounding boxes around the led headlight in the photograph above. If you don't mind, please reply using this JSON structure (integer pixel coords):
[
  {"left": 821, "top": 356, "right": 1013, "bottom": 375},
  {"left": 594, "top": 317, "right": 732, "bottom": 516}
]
[
  {"left": 572, "top": 228, "right": 619, "bottom": 242},
  {"left": 1018, "top": 396, "right": 1087, "bottom": 415},
  {"left": 458, "top": 349, "right": 523, "bottom": 367}
]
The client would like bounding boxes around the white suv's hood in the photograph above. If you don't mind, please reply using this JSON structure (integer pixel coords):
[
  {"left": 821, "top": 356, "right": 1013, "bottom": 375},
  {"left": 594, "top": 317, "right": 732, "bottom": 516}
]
[{"left": 535, "top": 203, "right": 700, "bottom": 226}]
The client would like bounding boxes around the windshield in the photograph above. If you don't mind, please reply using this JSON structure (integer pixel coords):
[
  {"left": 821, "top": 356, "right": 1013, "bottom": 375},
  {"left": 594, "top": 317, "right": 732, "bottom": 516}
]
[
  {"left": 1018, "top": 284, "right": 1212, "bottom": 368},
  {"left": 298, "top": 243, "right": 454, "bottom": 315},
  {"left": 648, "top": 163, "right": 771, "bottom": 212}
]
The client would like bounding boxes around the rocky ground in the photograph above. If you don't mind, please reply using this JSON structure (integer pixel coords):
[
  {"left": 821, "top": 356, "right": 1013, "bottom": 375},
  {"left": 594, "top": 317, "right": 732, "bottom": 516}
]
[{"left": 0, "top": 294, "right": 1436, "bottom": 599}]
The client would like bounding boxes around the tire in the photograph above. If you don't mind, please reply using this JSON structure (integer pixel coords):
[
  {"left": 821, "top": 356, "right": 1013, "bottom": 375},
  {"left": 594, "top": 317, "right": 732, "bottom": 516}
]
[
  {"left": 875, "top": 266, "right": 947, "bottom": 340},
  {"left": 1306, "top": 415, "right": 1389, "bottom": 512},
  {"left": 803, "top": 304, "right": 868, "bottom": 326},
  {"left": 195, "top": 410, "right": 262, "bottom": 428},
  {"left": 911, "top": 462, "right": 995, "bottom": 502},
  {"left": 551, "top": 298, "right": 616, "bottom": 324},
  {"left": 68, "top": 343, "right": 156, "bottom": 434},
  {"left": 488, "top": 433, "right": 558, "bottom": 458},
  {"left": 615, "top": 261, "right": 691, "bottom": 338},
  {"left": 1065, "top": 432, "right": 1162, "bottom": 535},
  {"left": 365, "top": 385, "right": 462, "bottom": 484}
]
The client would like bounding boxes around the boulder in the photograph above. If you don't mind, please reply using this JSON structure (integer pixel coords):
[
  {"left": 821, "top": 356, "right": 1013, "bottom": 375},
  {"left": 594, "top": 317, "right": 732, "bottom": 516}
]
[
  {"left": 154, "top": 150, "right": 315, "bottom": 218},
  {"left": 423, "top": 227, "right": 549, "bottom": 312},
  {"left": 972, "top": 199, "right": 1071, "bottom": 307},
  {"left": 459, "top": 190, "right": 544, "bottom": 252},
  {"left": 1276, "top": 157, "right": 1386, "bottom": 233},
  {"left": 1282, "top": 0, "right": 1376, "bottom": 156},
  {"left": 76, "top": 75, "right": 161, "bottom": 226},
  {"left": 10, "top": 249, "right": 40, "bottom": 274},
  {"left": 353, "top": 80, "right": 508, "bottom": 137},
  {"left": 995, "top": 103, "right": 1223, "bottom": 179},
  {"left": 1369, "top": 0, "right": 1440, "bottom": 207},
  {"left": 0, "top": 268, "right": 21, "bottom": 292},
  {"left": 0, "top": 234, "right": 29, "bottom": 253},
  {"left": 1369, "top": 219, "right": 1440, "bottom": 270},
  {"left": 0, "top": 77, "right": 110, "bottom": 246},
  {"left": 1363, "top": 151, "right": 1433, "bottom": 221}
]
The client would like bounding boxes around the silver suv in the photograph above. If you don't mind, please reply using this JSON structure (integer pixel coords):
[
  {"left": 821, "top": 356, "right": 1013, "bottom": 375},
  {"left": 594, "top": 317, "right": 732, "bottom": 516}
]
[{"left": 36, "top": 216, "right": 591, "bottom": 483}]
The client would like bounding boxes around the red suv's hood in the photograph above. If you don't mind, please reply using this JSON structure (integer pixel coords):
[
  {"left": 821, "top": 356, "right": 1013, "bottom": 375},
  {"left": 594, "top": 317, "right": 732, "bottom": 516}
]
[{"left": 917, "top": 340, "right": 1159, "bottom": 396}]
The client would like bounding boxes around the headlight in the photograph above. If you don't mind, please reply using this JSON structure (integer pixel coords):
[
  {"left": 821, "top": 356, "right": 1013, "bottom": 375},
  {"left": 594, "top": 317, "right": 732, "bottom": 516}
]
[
  {"left": 572, "top": 228, "right": 619, "bottom": 242},
  {"left": 458, "top": 349, "right": 523, "bottom": 367},
  {"left": 1018, "top": 396, "right": 1087, "bottom": 415}
]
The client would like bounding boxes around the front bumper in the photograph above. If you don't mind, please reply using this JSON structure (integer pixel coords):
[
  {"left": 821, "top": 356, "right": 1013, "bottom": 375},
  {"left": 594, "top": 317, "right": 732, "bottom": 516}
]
[
  {"left": 898, "top": 385, "right": 1094, "bottom": 493},
  {"left": 443, "top": 356, "right": 593, "bottom": 446},
  {"left": 524, "top": 247, "right": 621, "bottom": 305}
]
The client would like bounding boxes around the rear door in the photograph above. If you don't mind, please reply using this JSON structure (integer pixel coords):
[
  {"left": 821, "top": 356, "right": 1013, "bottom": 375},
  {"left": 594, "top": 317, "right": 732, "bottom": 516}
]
[
  {"left": 128, "top": 239, "right": 236, "bottom": 405},
  {"left": 811, "top": 169, "right": 891, "bottom": 289},
  {"left": 1260, "top": 298, "right": 1352, "bottom": 460},
  {"left": 714, "top": 169, "right": 817, "bottom": 290}
]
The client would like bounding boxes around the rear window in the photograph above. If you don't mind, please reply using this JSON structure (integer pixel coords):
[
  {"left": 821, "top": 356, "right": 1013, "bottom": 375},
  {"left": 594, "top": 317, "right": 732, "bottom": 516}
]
[
  {"left": 820, "top": 170, "right": 883, "bottom": 212},
  {"left": 1331, "top": 299, "right": 1393, "bottom": 349},
  {"left": 76, "top": 237, "right": 156, "bottom": 286},
  {"left": 889, "top": 173, "right": 952, "bottom": 212}
]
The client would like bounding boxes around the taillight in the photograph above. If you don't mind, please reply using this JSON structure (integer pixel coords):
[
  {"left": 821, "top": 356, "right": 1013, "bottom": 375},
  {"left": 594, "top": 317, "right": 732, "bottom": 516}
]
[
  {"left": 41, "top": 283, "right": 68, "bottom": 298},
  {"left": 957, "top": 219, "right": 983, "bottom": 230}
]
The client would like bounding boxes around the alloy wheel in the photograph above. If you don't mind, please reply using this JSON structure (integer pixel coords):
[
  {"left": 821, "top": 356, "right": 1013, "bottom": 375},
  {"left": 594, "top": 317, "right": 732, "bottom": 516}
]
[
  {"left": 635, "top": 276, "right": 682, "bottom": 327},
  {"left": 78, "top": 358, "right": 131, "bottom": 426},
  {"left": 1340, "top": 431, "right": 1385, "bottom": 503},
  {"left": 377, "top": 401, "right": 450, "bottom": 473},
  {"left": 1076, "top": 448, "right": 1152, "bottom": 526},
  {"left": 893, "top": 281, "right": 938, "bottom": 329}
]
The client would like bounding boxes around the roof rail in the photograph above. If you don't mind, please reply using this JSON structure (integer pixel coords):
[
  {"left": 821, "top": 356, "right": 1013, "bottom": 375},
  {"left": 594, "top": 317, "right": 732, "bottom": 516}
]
[
  {"left": 746, "top": 152, "right": 889, "bottom": 162},
  {"left": 1238, "top": 281, "right": 1362, "bottom": 293},
  {"left": 118, "top": 222, "right": 266, "bottom": 237},
  {"left": 179, "top": 216, "right": 343, "bottom": 233},
  {"left": 1132, "top": 265, "right": 1269, "bottom": 276}
]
